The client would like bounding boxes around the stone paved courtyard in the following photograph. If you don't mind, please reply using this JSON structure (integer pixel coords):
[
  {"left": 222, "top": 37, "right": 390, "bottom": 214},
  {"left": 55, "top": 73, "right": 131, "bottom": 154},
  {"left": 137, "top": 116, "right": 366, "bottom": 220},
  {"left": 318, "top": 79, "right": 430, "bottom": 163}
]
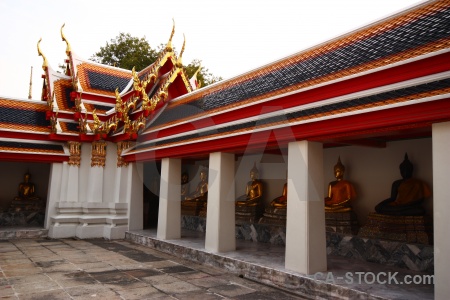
[{"left": 0, "top": 238, "right": 307, "bottom": 299}]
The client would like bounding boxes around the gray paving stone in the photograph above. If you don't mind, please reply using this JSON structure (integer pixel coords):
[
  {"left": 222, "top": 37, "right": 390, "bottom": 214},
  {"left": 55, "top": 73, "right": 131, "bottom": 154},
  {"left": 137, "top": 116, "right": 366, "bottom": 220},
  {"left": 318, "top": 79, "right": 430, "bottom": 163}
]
[
  {"left": 208, "top": 283, "right": 255, "bottom": 297},
  {"left": 154, "top": 280, "right": 202, "bottom": 294}
]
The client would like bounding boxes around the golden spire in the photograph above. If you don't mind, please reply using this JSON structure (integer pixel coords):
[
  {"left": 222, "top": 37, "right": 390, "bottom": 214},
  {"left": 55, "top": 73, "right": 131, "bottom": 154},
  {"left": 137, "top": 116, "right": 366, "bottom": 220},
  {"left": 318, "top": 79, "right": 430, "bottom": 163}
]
[
  {"left": 192, "top": 64, "right": 202, "bottom": 78},
  {"left": 37, "top": 38, "right": 48, "bottom": 70},
  {"left": 28, "top": 66, "right": 33, "bottom": 99},
  {"left": 176, "top": 34, "right": 186, "bottom": 67},
  {"left": 165, "top": 18, "right": 175, "bottom": 52},
  {"left": 60, "top": 23, "right": 72, "bottom": 55}
]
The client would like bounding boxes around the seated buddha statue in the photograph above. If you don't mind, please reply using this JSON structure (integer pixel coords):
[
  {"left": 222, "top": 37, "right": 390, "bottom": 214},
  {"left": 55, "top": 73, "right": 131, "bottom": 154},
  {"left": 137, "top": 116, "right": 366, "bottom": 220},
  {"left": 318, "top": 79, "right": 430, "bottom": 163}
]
[
  {"left": 324, "top": 157, "right": 356, "bottom": 212},
  {"left": 270, "top": 183, "right": 287, "bottom": 208},
  {"left": 14, "top": 172, "right": 39, "bottom": 201},
  {"left": 184, "top": 168, "right": 208, "bottom": 203},
  {"left": 236, "top": 163, "right": 263, "bottom": 207},
  {"left": 180, "top": 172, "right": 190, "bottom": 200},
  {"left": 375, "top": 153, "right": 431, "bottom": 216}
]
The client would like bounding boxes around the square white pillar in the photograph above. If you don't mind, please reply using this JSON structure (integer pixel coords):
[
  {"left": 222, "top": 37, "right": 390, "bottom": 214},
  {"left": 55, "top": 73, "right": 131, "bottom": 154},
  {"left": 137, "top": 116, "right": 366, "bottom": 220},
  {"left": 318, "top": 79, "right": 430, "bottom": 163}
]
[
  {"left": 45, "top": 163, "right": 63, "bottom": 229},
  {"left": 205, "top": 152, "right": 236, "bottom": 253},
  {"left": 432, "top": 121, "right": 450, "bottom": 299},
  {"left": 285, "top": 140, "right": 327, "bottom": 274},
  {"left": 157, "top": 158, "right": 181, "bottom": 240},
  {"left": 128, "top": 163, "right": 143, "bottom": 231}
]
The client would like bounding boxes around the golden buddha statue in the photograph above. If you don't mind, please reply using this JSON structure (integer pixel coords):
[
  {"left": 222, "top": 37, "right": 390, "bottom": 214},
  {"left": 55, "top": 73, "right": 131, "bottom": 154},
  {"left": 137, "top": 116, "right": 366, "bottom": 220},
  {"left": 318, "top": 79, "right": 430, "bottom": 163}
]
[
  {"left": 375, "top": 153, "right": 431, "bottom": 216},
  {"left": 324, "top": 157, "right": 356, "bottom": 212},
  {"left": 184, "top": 168, "right": 208, "bottom": 203},
  {"left": 15, "top": 172, "right": 39, "bottom": 201},
  {"left": 236, "top": 163, "right": 263, "bottom": 207},
  {"left": 180, "top": 172, "right": 190, "bottom": 200},
  {"left": 270, "top": 183, "right": 287, "bottom": 208}
]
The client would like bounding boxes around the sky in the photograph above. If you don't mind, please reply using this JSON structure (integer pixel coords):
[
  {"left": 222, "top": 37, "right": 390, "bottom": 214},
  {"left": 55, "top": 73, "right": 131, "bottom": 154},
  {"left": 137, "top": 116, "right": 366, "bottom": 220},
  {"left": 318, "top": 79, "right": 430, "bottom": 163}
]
[{"left": 0, "top": 0, "right": 423, "bottom": 100}]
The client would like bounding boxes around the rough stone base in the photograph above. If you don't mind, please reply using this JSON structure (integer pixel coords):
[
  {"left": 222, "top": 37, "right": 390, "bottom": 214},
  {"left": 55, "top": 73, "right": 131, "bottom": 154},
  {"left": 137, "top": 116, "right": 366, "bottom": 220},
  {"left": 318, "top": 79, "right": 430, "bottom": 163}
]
[
  {"left": 325, "top": 211, "right": 359, "bottom": 235},
  {"left": 180, "top": 215, "right": 434, "bottom": 272},
  {"left": 0, "top": 227, "right": 48, "bottom": 239},
  {"left": 358, "top": 213, "right": 433, "bottom": 245},
  {"left": 327, "top": 231, "right": 434, "bottom": 272},
  {"left": 0, "top": 211, "right": 45, "bottom": 227}
]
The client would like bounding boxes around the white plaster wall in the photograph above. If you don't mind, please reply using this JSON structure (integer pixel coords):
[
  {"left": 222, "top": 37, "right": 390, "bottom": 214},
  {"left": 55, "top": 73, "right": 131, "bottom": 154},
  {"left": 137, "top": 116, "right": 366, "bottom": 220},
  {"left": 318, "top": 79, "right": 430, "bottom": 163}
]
[
  {"left": 103, "top": 142, "right": 117, "bottom": 203},
  {"left": 235, "top": 154, "right": 287, "bottom": 208},
  {"left": 183, "top": 160, "right": 209, "bottom": 196},
  {"left": 323, "top": 138, "right": 433, "bottom": 225},
  {"left": 0, "top": 161, "right": 51, "bottom": 211},
  {"left": 78, "top": 143, "right": 92, "bottom": 202},
  {"left": 45, "top": 163, "right": 63, "bottom": 228}
]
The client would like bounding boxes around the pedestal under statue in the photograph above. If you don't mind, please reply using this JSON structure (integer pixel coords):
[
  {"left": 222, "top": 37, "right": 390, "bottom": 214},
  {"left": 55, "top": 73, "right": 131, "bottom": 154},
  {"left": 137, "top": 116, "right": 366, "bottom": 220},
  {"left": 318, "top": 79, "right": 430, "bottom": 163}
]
[
  {"left": 359, "top": 154, "right": 433, "bottom": 244},
  {"left": 259, "top": 183, "right": 287, "bottom": 226},
  {"left": 324, "top": 158, "right": 359, "bottom": 235},
  {"left": 181, "top": 168, "right": 208, "bottom": 216},
  {"left": 235, "top": 163, "right": 264, "bottom": 224}
]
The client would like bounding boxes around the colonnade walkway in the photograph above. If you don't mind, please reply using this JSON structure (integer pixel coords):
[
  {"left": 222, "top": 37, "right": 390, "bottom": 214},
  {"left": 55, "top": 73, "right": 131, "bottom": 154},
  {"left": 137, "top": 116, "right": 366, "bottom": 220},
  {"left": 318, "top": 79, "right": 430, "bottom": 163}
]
[{"left": 126, "top": 229, "right": 434, "bottom": 300}]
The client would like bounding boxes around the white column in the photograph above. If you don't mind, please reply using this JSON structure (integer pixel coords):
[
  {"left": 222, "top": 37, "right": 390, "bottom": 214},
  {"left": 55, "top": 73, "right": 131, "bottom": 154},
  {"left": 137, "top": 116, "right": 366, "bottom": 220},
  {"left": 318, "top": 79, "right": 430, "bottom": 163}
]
[
  {"left": 65, "top": 141, "right": 80, "bottom": 202},
  {"left": 432, "top": 121, "right": 450, "bottom": 299},
  {"left": 157, "top": 158, "right": 181, "bottom": 239},
  {"left": 86, "top": 141, "right": 106, "bottom": 203},
  {"left": 128, "top": 163, "right": 143, "bottom": 230},
  {"left": 285, "top": 140, "right": 327, "bottom": 274},
  {"left": 58, "top": 163, "right": 69, "bottom": 202},
  {"left": 45, "top": 163, "right": 63, "bottom": 229},
  {"left": 66, "top": 165, "right": 79, "bottom": 202},
  {"left": 205, "top": 152, "right": 236, "bottom": 252}
]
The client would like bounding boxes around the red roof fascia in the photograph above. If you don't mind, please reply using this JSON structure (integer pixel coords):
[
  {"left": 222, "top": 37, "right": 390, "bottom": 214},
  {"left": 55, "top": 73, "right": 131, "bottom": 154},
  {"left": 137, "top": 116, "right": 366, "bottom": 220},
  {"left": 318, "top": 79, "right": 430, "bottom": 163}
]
[
  {"left": 141, "top": 51, "right": 450, "bottom": 142},
  {"left": 0, "top": 130, "right": 50, "bottom": 141},
  {"left": 0, "top": 152, "right": 68, "bottom": 163},
  {"left": 126, "top": 96, "right": 450, "bottom": 162}
]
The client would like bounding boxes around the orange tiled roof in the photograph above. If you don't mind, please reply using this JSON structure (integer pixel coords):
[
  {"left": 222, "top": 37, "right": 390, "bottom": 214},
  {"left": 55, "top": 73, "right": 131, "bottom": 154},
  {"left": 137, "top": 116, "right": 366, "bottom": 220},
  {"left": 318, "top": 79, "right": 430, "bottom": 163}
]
[{"left": 77, "top": 62, "right": 131, "bottom": 96}]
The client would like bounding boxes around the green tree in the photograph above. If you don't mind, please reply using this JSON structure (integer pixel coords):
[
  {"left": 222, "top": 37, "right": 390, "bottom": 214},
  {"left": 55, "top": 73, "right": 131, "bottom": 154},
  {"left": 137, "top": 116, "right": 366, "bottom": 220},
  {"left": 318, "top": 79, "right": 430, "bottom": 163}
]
[
  {"left": 184, "top": 59, "right": 222, "bottom": 88},
  {"left": 90, "top": 33, "right": 159, "bottom": 71},
  {"left": 91, "top": 33, "right": 221, "bottom": 87}
]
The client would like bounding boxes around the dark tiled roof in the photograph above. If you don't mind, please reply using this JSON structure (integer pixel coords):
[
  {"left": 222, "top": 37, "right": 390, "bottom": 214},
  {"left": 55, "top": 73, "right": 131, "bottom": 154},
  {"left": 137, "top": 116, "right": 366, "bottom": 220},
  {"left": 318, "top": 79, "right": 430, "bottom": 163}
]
[
  {"left": 65, "top": 122, "right": 79, "bottom": 132},
  {"left": 150, "top": 4, "right": 450, "bottom": 129},
  {"left": 136, "top": 77, "right": 450, "bottom": 150},
  {"left": 0, "top": 140, "right": 64, "bottom": 153},
  {"left": 0, "top": 106, "right": 48, "bottom": 127},
  {"left": 54, "top": 79, "right": 75, "bottom": 111},
  {"left": 87, "top": 70, "right": 130, "bottom": 92}
]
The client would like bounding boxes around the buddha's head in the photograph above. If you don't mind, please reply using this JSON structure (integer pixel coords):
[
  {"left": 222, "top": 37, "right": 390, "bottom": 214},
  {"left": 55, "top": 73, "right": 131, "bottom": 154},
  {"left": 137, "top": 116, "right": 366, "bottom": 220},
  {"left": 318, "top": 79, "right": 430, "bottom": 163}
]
[
  {"left": 334, "top": 157, "right": 345, "bottom": 180},
  {"left": 181, "top": 172, "right": 188, "bottom": 184},
  {"left": 250, "top": 162, "right": 259, "bottom": 180},
  {"left": 399, "top": 153, "right": 413, "bottom": 179},
  {"left": 24, "top": 172, "right": 31, "bottom": 182},
  {"left": 200, "top": 168, "right": 208, "bottom": 181}
]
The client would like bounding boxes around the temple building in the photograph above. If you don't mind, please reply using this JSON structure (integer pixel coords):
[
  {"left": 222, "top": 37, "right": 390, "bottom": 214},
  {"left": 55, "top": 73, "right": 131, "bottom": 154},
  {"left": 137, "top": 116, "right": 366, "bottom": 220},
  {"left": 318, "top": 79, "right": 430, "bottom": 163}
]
[{"left": 1, "top": 1, "right": 450, "bottom": 298}]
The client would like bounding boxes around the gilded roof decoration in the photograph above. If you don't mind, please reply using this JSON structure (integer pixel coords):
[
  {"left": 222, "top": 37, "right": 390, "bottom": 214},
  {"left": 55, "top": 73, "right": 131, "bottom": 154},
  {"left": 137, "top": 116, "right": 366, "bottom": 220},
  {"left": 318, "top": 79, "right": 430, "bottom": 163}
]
[
  {"left": 60, "top": 23, "right": 72, "bottom": 55},
  {"left": 36, "top": 38, "right": 48, "bottom": 70}
]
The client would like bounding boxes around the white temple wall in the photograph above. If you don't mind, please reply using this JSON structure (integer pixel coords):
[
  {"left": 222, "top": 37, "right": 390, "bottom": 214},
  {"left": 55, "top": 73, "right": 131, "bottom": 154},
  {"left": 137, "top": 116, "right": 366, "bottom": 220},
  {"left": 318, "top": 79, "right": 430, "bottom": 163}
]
[
  {"left": 78, "top": 143, "right": 92, "bottom": 202},
  {"left": 0, "top": 161, "right": 51, "bottom": 211},
  {"left": 103, "top": 141, "right": 117, "bottom": 203},
  {"left": 235, "top": 154, "right": 287, "bottom": 208},
  {"left": 323, "top": 138, "right": 433, "bottom": 225},
  {"left": 44, "top": 162, "right": 63, "bottom": 229},
  {"left": 182, "top": 159, "right": 209, "bottom": 196}
]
